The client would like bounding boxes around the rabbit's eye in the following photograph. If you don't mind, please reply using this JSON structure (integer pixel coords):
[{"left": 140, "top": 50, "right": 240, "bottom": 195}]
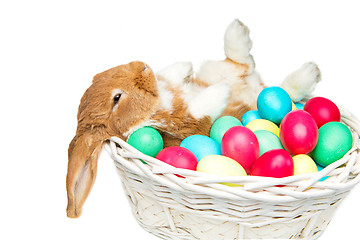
[{"left": 113, "top": 93, "right": 122, "bottom": 105}]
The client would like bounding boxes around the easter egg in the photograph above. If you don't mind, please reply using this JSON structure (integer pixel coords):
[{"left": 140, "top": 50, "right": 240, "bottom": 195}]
[
  {"left": 156, "top": 146, "right": 198, "bottom": 173},
  {"left": 304, "top": 97, "right": 341, "bottom": 128},
  {"left": 292, "top": 154, "right": 318, "bottom": 175},
  {"left": 280, "top": 110, "right": 318, "bottom": 155},
  {"left": 241, "top": 110, "right": 262, "bottom": 126},
  {"left": 250, "top": 149, "right": 294, "bottom": 178},
  {"left": 295, "top": 103, "right": 304, "bottom": 110},
  {"left": 127, "top": 126, "right": 163, "bottom": 157},
  {"left": 180, "top": 135, "right": 221, "bottom": 161},
  {"left": 221, "top": 126, "right": 260, "bottom": 173},
  {"left": 257, "top": 86, "right": 292, "bottom": 124},
  {"left": 210, "top": 116, "right": 242, "bottom": 144},
  {"left": 291, "top": 101, "right": 297, "bottom": 111},
  {"left": 254, "top": 130, "right": 284, "bottom": 156},
  {"left": 197, "top": 155, "right": 247, "bottom": 187},
  {"left": 316, "top": 164, "right": 329, "bottom": 181},
  {"left": 312, "top": 122, "right": 353, "bottom": 167},
  {"left": 246, "top": 119, "right": 280, "bottom": 137}
]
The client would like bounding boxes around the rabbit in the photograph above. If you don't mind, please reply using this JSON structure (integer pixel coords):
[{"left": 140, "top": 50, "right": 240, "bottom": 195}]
[{"left": 66, "top": 19, "right": 321, "bottom": 218}]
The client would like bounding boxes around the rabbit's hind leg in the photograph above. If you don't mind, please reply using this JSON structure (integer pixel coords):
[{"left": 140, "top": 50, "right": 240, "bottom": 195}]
[
  {"left": 281, "top": 62, "right": 321, "bottom": 102},
  {"left": 224, "top": 18, "right": 255, "bottom": 74}
]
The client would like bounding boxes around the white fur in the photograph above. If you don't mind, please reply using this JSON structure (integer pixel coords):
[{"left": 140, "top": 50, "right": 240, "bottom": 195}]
[
  {"left": 157, "top": 62, "right": 193, "bottom": 86},
  {"left": 231, "top": 72, "right": 264, "bottom": 109},
  {"left": 188, "top": 83, "right": 230, "bottom": 121},
  {"left": 157, "top": 80, "right": 174, "bottom": 112},
  {"left": 224, "top": 19, "right": 254, "bottom": 73},
  {"left": 245, "top": 72, "right": 264, "bottom": 95},
  {"left": 196, "top": 60, "right": 246, "bottom": 86},
  {"left": 181, "top": 82, "right": 203, "bottom": 108},
  {"left": 281, "top": 62, "right": 321, "bottom": 102}
]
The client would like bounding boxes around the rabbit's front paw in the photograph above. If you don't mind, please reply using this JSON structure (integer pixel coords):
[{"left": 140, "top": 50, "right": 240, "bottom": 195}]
[{"left": 157, "top": 62, "right": 193, "bottom": 86}]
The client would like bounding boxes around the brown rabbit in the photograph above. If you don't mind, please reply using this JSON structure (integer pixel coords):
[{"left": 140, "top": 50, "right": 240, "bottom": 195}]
[{"left": 66, "top": 19, "right": 321, "bottom": 218}]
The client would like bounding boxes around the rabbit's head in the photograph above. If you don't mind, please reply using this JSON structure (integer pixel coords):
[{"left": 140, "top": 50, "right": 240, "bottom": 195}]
[{"left": 66, "top": 61, "right": 160, "bottom": 218}]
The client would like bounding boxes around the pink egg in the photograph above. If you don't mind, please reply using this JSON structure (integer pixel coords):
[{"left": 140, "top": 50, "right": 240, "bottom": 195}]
[
  {"left": 221, "top": 126, "right": 260, "bottom": 173},
  {"left": 250, "top": 149, "right": 294, "bottom": 178},
  {"left": 280, "top": 110, "right": 318, "bottom": 155},
  {"left": 156, "top": 147, "right": 198, "bottom": 176},
  {"left": 304, "top": 97, "right": 341, "bottom": 128}
]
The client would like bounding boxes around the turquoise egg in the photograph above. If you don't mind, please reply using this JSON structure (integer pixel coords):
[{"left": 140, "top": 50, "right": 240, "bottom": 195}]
[
  {"left": 241, "top": 110, "right": 262, "bottom": 126},
  {"left": 180, "top": 135, "right": 221, "bottom": 161},
  {"left": 254, "top": 130, "right": 284, "bottom": 156},
  {"left": 210, "top": 116, "right": 242, "bottom": 144},
  {"left": 316, "top": 165, "right": 329, "bottom": 182},
  {"left": 295, "top": 102, "right": 304, "bottom": 110},
  {"left": 257, "top": 86, "right": 292, "bottom": 124}
]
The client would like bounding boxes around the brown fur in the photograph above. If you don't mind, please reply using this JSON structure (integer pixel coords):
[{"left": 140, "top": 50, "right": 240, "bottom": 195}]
[
  {"left": 66, "top": 19, "right": 320, "bottom": 218},
  {"left": 67, "top": 61, "right": 162, "bottom": 218},
  {"left": 67, "top": 61, "right": 219, "bottom": 218},
  {"left": 66, "top": 54, "right": 262, "bottom": 218},
  {"left": 187, "top": 76, "right": 210, "bottom": 88},
  {"left": 224, "top": 57, "right": 250, "bottom": 74},
  {"left": 151, "top": 86, "right": 213, "bottom": 140}
]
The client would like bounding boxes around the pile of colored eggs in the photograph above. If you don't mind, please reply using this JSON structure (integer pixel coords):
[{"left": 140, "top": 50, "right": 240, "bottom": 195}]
[{"left": 127, "top": 86, "right": 353, "bottom": 186}]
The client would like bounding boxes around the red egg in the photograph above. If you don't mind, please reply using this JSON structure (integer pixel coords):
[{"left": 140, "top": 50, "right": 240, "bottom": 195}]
[
  {"left": 156, "top": 147, "right": 198, "bottom": 176},
  {"left": 250, "top": 149, "right": 294, "bottom": 178},
  {"left": 221, "top": 126, "right": 260, "bottom": 173},
  {"left": 280, "top": 110, "right": 318, "bottom": 155},
  {"left": 304, "top": 97, "right": 341, "bottom": 128}
]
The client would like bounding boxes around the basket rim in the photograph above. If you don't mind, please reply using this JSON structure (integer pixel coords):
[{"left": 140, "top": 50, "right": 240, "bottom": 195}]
[{"left": 106, "top": 104, "right": 360, "bottom": 202}]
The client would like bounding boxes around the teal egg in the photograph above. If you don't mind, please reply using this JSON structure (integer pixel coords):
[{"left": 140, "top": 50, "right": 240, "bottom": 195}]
[
  {"left": 127, "top": 126, "right": 164, "bottom": 157},
  {"left": 295, "top": 102, "right": 304, "bottom": 110},
  {"left": 316, "top": 164, "right": 329, "bottom": 181},
  {"left": 254, "top": 130, "right": 284, "bottom": 156},
  {"left": 257, "top": 86, "right": 292, "bottom": 124},
  {"left": 241, "top": 110, "right": 262, "bottom": 126},
  {"left": 210, "top": 116, "right": 242, "bottom": 144},
  {"left": 312, "top": 122, "right": 353, "bottom": 167},
  {"left": 180, "top": 135, "right": 221, "bottom": 161}
]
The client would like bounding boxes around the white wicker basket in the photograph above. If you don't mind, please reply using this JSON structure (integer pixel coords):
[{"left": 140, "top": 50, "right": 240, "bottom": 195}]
[{"left": 106, "top": 106, "right": 360, "bottom": 240}]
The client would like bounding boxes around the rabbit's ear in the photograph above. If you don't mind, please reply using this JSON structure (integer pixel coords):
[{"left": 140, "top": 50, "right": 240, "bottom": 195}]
[{"left": 66, "top": 132, "right": 104, "bottom": 218}]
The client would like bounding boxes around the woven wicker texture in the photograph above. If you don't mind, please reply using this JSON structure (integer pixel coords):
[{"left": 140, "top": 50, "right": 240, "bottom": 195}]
[{"left": 107, "top": 106, "right": 360, "bottom": 240}]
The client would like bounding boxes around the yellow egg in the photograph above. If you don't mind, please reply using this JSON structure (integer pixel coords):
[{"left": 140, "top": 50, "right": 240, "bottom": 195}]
[
  {"left": 246, "top": 119, "right": 280, "bottom": 137},
  {"left": 293, "top": 154, "right": 318, "bottom": 175},
  {"left": 291, "top": 101, "right": 297, "bottom": 111},
  {"left": 197, "top": 155, "right": 247, "bottom": 187}
]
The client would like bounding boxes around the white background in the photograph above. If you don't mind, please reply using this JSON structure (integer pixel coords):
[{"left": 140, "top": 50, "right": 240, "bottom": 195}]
[{"left": 1, "top": 0, "right": 360, "bottom": 239}]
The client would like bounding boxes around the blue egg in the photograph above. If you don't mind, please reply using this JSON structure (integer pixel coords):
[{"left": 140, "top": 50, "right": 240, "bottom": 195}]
[
  {"left": 241, "top": 110, "right": 262, "bottom": 126},
  {"left": 316, "top": 164, "right": 329, "bottom": 182},
  {"left": 180, "top": 135, "right": 221, "bottom": 161},
  {"left": 257, "top": 86, "right": 292, "bottom": 124},
  {"left": 295, "top": 102, "right": 304, "bottom": 110}
]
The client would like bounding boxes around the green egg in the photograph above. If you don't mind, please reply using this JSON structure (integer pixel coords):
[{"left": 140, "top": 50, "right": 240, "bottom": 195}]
[
  {"left": 127, "top": 126, "right": 163, "bottom": 158},
  {"left": 312, "top": 122, "right": 353, "bottom": 167},
  {"left": 210, "top": 116, "right": 242, "bottom": 144},
  {"left": 254, "top": 130, "right": 284, "bottom": 156}
]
